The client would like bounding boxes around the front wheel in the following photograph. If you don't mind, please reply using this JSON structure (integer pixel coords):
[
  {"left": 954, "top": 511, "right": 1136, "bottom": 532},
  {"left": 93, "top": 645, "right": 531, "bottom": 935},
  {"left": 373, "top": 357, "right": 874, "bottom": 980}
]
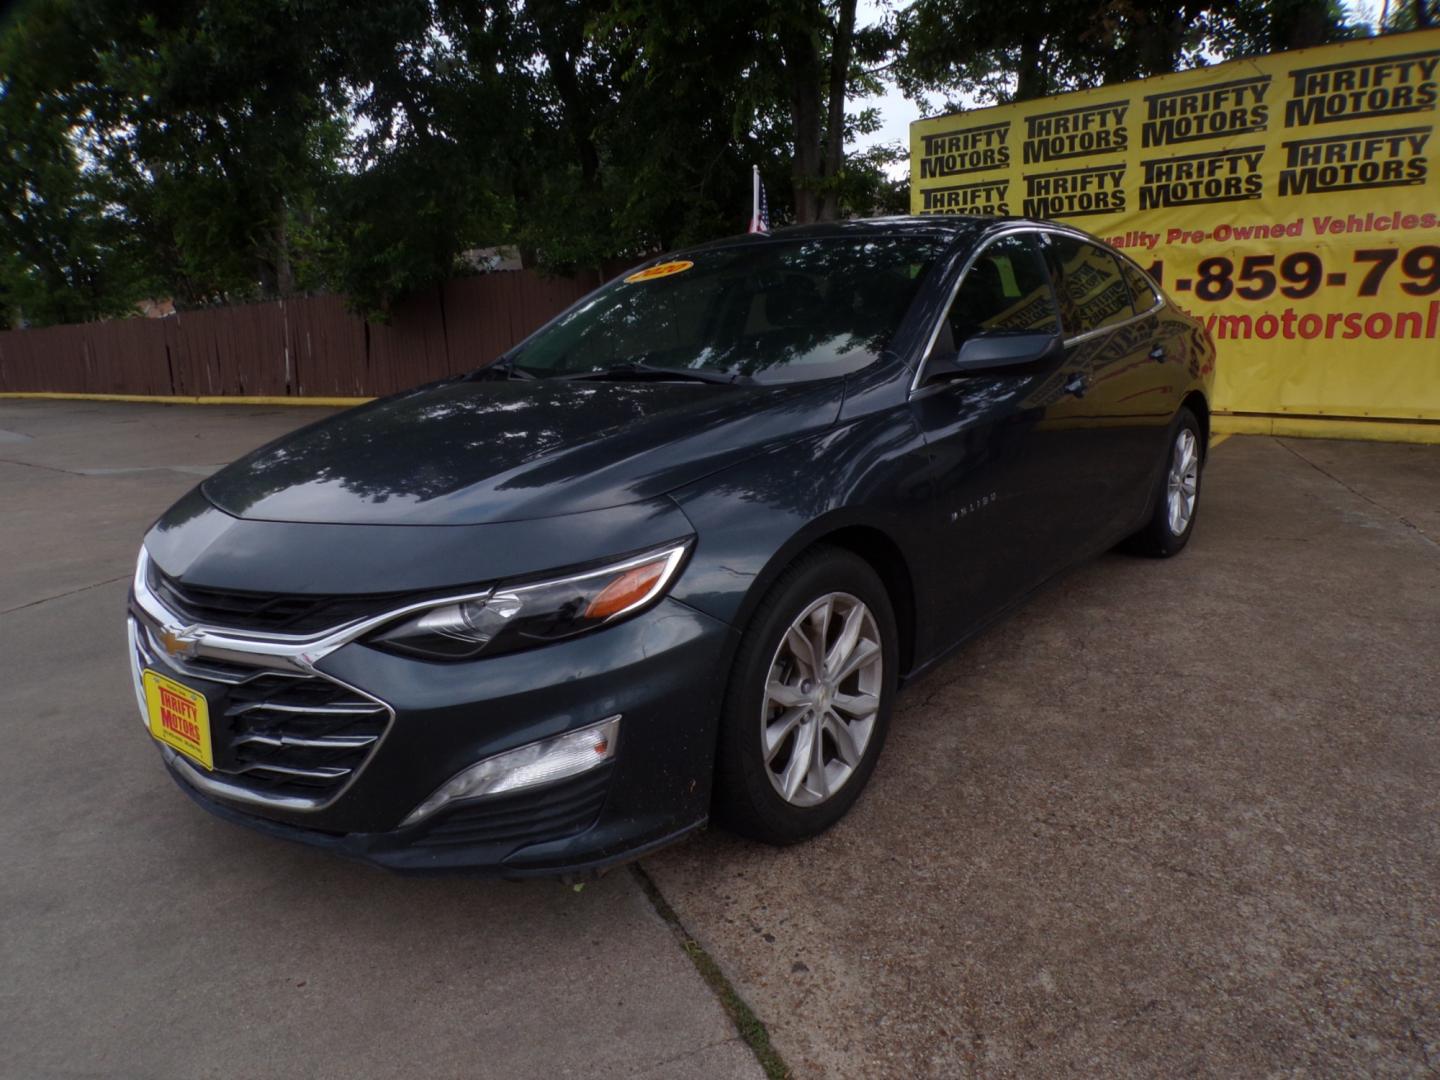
[
  {"left": 1124, "top": 406, "right": 1204, "bottom": 558},
  {"left": 713, "top": 547, "right": 898, "bottom": 845}
]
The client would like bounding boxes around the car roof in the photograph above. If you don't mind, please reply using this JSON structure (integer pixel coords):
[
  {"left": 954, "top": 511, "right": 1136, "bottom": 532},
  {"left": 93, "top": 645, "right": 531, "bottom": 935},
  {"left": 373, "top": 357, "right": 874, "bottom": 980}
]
[{"left": 681, "top": 215, "right": 1077, "bottom": 256}]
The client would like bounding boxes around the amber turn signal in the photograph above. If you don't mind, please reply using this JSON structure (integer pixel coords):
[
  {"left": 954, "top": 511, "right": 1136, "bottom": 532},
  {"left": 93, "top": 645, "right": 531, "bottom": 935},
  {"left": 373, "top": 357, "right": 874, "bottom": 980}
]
[{"left": 585, "top": 559, "right": 668, "bottom": 619}]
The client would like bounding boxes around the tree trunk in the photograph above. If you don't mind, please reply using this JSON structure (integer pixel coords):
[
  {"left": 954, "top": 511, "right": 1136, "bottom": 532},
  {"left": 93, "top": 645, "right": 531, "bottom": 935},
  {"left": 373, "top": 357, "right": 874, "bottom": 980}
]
[
  {"left": 1014, "top": 33, "right": 1045, "bottom": 101},
  {"left": 1417, "top": 0, "right": 1432, "bottom": 28},
  {"left": 536, "top": 29, "right": 602, "bottom": 190},
  {"left": 1271, "top": 0, "right": 1330, "bottom": 49},
  {"left": 783, "top": 22, "right": 824, "bottom": 224},
  {"left": 817, "top": 0, "right": 857, "bottom": 221},
  {"left": 273, "top": 206, "right": 294, "bottom": 297},
  {"left": 1133, "top": 2, "right": 1191, "bottom": 76}
]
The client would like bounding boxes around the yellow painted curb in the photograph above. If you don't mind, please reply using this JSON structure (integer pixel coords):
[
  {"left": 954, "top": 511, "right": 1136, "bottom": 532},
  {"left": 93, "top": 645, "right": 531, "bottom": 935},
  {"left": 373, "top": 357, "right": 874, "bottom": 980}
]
[
  {"left": 0, "top": 391, "right": 370, "bottom": 407},
  {"left": 1212, "top": 413, "right": 1440, "bottom": 446},
  {"left": 1208, "top": 433, "right": 1233, "bottom": 450}
]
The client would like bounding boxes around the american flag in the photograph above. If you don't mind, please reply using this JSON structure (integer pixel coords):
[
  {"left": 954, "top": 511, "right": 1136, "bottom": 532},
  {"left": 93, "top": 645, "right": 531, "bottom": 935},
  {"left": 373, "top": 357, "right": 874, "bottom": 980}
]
[{"left": 749, "top": 165, "right": 770, "bottom": 234}]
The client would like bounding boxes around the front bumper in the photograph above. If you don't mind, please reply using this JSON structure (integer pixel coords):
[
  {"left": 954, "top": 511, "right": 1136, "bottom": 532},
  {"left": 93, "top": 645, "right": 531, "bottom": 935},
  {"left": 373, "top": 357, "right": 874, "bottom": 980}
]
[
  {"left": 130, "top": 582, "right": 737, "bottom": 876},
  {"left": 162, "top": 752, "right": 707, "bottom": 877}
]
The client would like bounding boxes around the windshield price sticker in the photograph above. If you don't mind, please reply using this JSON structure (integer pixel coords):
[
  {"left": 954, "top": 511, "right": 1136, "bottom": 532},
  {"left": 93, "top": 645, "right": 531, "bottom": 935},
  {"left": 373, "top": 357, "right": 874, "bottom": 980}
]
[{"left": 625, "top": 260, "right": 694, "bottom": 283}]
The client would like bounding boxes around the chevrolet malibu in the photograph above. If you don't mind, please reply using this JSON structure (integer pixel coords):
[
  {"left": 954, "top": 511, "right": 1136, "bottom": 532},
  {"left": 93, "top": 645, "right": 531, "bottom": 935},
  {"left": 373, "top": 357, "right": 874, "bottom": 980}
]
[{"left": 128, "top": 216, "right": 1215, "bottom": 876}]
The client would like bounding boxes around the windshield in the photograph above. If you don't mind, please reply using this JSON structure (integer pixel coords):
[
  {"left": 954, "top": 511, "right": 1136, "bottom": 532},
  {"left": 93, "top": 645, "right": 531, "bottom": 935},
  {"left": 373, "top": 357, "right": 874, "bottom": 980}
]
[{"left": 507, "top": 235, "right": 948, "bottom": 384}]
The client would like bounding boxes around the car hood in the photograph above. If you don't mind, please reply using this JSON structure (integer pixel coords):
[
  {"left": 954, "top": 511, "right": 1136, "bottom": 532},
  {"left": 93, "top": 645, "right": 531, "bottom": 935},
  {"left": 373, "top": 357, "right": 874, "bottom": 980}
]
[{"left": 201, "top": 377, "right": 845, "bottom": 525}]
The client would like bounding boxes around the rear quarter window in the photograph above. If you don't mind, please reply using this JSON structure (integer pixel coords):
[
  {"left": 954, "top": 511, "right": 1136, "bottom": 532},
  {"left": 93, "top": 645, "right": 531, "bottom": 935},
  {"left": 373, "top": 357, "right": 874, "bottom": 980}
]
[{"left": 1120, "top": 260, "right": 1160, "bottom": 314}]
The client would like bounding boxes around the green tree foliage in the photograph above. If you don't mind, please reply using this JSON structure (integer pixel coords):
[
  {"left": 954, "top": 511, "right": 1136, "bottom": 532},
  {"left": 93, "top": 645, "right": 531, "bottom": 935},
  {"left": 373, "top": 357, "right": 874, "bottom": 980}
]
[
  {"left": 2, "top": 0, "right": 902, "bottom": 323},
  {"left": 4, "top": 0, "right": 901, "bottom": 322},
  {"left": 895, "top": 0, "right": 1374, "bottom": 108},
  {"left": 0, "top": 0, "right": 155, "bottom": 325},
  {"left": 0, "top": 0, "right": 1402, "bottom": 327},
  {"left": 1213, "top": 0, "right": 1373, "bottom": 54},
  {"left": 1361, "top": 0, "right": 1433, "bottom": 32}
]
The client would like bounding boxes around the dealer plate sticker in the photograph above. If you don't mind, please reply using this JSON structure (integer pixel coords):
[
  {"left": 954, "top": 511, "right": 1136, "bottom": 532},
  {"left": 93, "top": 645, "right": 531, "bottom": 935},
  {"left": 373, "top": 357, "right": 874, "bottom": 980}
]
[{"left": 143, "top": 670, "right": 213, "bottom": 771}]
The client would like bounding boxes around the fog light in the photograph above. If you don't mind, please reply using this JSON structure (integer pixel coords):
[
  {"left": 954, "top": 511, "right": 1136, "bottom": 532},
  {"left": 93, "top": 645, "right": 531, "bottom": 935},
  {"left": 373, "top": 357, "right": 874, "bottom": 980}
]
[{"left": 400, "top": 715, "right": 620, "bottom": 828}]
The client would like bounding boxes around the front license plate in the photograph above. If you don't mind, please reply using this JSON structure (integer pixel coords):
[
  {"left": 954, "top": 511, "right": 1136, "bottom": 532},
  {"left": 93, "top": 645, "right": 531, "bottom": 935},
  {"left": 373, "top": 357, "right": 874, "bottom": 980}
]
[{"left": 143, "top": 670, "right": 214, "bottom": 771}]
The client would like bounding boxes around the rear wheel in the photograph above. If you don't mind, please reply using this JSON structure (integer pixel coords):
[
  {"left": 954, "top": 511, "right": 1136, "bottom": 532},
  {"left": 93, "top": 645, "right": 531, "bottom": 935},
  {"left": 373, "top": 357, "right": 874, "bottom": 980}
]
[
  {"left": 713, "top": 547, "right": 898, "bottom": 844},
  {"left": 1125, "top": 406, "right": 1203, "bottom": 558}
]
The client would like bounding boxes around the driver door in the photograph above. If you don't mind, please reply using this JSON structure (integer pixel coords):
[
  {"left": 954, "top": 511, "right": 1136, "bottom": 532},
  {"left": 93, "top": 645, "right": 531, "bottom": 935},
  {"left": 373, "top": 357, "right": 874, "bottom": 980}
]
[{"left": 908, "top": 230, "right": 1098, "bottom": 644}]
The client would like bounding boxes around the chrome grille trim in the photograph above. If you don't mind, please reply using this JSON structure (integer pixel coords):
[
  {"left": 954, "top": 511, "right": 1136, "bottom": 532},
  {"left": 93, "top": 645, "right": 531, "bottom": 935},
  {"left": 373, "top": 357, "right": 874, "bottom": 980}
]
[
  {"left": 159, "top": 747, "right": 341, "bottom": 813},
  {"left": 133, "top": 618, "right": 302, "bottom": 686},
  {"left": 130, "top": 547, "right": 494, "bottom": 670},
  {"left": 129, "top": 549, "right": 399, "bottom": 814},
  {"left": 127, "top": 617, "right": 151, "bottom": 729},
  {"left": 235, "top": 762, "right": 352, "bottom": 781},
  {"left": 234, "top": 732, "right": 380, "bottom": 751},
  {"left": 230, "top": 701, "right": 387, "bottom": 717}
]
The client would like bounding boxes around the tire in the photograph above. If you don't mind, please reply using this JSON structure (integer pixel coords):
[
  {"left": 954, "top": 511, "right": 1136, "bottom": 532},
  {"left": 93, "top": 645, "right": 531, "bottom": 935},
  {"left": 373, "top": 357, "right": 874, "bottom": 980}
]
[
  {"left": 1124, "top": 406, "right": 1204, "bottom": 558},
  {"left": 712, "top": 546, "right": 899, "bottom": 845}
]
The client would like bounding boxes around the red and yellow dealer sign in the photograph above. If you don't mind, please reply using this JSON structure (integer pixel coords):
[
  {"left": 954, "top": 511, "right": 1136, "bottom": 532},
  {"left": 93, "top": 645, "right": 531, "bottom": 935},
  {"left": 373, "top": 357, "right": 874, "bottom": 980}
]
[
  {"left": 143, "top": 670, "right": 214, "bottom": 770},
  {"left": 911, "top": 29, "right": 1440, "bottom": 443}
]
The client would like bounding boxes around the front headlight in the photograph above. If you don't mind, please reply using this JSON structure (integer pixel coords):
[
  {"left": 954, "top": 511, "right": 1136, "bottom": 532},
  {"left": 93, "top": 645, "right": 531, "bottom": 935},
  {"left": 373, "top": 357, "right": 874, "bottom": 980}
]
[{"left": 368, "top": 542, "right": 690, "bottom": 661}]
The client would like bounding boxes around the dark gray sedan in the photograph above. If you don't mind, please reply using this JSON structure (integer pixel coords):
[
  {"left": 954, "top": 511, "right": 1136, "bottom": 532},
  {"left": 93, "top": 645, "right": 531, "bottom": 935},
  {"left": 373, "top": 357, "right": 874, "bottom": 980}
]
[{"left": 128, "top": 216, "right": 1216, "bottom": 875}]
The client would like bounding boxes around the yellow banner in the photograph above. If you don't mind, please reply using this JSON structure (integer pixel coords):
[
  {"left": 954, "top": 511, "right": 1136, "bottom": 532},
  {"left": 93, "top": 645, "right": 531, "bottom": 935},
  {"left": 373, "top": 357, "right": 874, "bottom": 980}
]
[{"left": 910, "top": 30, "right": 1440, "bottom": 440}]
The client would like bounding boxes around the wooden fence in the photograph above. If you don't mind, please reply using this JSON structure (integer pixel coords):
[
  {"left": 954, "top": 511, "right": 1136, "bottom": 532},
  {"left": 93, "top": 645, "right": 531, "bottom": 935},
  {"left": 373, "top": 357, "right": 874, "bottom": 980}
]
[{"left": 0, "top": 270, "right": 607, "bottom": 399}]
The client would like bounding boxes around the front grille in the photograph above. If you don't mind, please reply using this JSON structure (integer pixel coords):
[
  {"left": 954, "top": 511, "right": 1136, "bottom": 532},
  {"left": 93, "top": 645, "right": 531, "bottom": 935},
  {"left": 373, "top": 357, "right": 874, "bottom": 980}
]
[
  {"left": 220, "top": 674, "right": 389, "bottom": 797},
  {"left": 413, "top": 766, "right": 613, "bottom": 849},
  {"left": 146, "top": 562, "right": 417, "bottom": 636},
  {"left": 132, "top": 617, "right": 391, "bottom": 804}
]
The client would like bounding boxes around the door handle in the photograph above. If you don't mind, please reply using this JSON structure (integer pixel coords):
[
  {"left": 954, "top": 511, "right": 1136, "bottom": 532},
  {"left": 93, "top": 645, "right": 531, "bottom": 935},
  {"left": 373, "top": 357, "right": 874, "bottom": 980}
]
[
  {"left": 1064, "top": 373, "right": 1086, "bottom": 398},
  {"left": 1149, "top": 345, "right": 1166, "bottom": 362}
]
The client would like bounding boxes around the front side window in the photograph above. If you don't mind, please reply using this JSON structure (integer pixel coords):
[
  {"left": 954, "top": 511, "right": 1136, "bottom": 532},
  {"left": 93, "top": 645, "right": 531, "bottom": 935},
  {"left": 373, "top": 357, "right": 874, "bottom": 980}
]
[
  {"left": 509, "top": 236, "right": 947, "bottom": 384},
  {"left": 1047, "top": 234, "right": 1133, "bottom": 335},
  {"left": 933, "top": 232, "right": 1058, "bottom": 355}
]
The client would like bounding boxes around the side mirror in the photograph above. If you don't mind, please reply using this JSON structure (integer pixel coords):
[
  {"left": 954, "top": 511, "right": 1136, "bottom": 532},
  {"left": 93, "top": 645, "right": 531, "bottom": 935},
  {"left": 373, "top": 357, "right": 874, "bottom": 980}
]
[
  {"left": 956, "top": 330, "right": 1063, "bottom": 372},
  {"left": 924, "top": 331, "right": 1063, "bottom": 383}
]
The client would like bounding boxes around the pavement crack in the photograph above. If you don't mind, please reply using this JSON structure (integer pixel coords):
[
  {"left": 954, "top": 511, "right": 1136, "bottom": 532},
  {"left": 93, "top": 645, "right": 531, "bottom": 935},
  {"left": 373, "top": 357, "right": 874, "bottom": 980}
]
[
  {"left": 1, "top": 574, "right": 129, "bottom": 616},
  {"left": 0, "top": 457, "right": 222, "bottom": 479},
  {"left": 0, "top": 456, "right": 86, "bottom": 477},
  {"left": 1276, "top": 439, "right": 1437, "bottom": 550},
  {"left": 631, "top": 862, "right": 790, "bottom": 1079},
  {"left": 632, "top": 1035, "right": 748, "bottom": 1077},
  {"left": 1409, "top": 1023, "right": 1432, "bottom": 1069}
]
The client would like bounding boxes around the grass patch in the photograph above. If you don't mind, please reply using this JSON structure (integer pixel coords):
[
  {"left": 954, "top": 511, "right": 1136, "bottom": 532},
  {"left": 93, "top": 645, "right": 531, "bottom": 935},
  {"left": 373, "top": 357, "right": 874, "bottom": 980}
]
[{"left": 631, "top": 864, "right": 790, "bottom": 1080}]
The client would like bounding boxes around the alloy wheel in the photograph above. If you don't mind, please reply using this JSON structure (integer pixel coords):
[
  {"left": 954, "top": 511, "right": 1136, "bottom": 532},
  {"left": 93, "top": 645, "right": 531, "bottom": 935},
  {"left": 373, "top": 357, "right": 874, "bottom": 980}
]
[
  {"left": 761, "top": 592, "right": 883, "bottom": 807},
  {"left": 1166, "top": 428, "right": 1200, "bottom": 535}
]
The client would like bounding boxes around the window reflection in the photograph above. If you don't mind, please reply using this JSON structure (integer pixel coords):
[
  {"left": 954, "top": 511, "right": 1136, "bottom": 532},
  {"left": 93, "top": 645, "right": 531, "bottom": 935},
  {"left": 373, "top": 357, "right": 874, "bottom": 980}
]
[
  {"left": 512, "top": 237, "right": 949, "bottom": 384},
  {"left": 1047, "top": 235, "right": 1132, "bottom": 334},
  {"left": 932, "top": 233, "right": 1057, "bottom": 357}
]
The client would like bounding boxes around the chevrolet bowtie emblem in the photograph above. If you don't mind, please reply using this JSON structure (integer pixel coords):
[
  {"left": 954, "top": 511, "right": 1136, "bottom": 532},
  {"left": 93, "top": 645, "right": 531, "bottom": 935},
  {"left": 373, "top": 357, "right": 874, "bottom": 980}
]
[{"left": 160, "top": 627, "right": 201, "bottom": 659}]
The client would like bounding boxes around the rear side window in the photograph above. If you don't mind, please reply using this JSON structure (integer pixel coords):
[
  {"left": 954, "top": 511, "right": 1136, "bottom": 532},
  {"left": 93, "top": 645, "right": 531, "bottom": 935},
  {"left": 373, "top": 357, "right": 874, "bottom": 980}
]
[
  {"left": 1121, "top": 260, "right": 1160, "bottom": 314},
  {"left": 1047, "top": 234, "right": 1133, "bottom": 335},
  {"left": 937, "top": 232, "right": 1058, "bottom": 352}
]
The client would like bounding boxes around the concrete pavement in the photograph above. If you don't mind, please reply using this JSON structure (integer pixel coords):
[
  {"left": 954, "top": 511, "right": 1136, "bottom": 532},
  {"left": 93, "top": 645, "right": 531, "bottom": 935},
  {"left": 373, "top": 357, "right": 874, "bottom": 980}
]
[
  {"left": 647, "top": 434, "right": 1440, "bottom": 1077},
  {"left": 2, "top": 398, "right": 1436, "bottom": 1078},
  {"left": 0, "top": 400, "right": 763, "bottom": 1080}
]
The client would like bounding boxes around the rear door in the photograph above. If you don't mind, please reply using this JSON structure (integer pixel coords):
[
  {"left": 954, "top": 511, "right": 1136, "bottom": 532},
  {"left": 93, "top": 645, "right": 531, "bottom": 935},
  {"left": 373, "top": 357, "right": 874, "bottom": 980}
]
[
  {"left": 1114, "top": 256, "right": 1189, "bottom": 499},
  {"left": 1040, "top": 231, "right": 1157, "bottom": 541}
]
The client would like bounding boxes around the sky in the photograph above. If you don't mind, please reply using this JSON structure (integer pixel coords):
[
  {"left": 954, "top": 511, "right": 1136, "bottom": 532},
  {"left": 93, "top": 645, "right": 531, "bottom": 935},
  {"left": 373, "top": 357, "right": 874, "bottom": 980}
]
[
  {"left": 850, "top": 0, "right": 1382, "bottom": 176},
  {"left": 852, "top": 0, "right": 925, "bottom": 173}
]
